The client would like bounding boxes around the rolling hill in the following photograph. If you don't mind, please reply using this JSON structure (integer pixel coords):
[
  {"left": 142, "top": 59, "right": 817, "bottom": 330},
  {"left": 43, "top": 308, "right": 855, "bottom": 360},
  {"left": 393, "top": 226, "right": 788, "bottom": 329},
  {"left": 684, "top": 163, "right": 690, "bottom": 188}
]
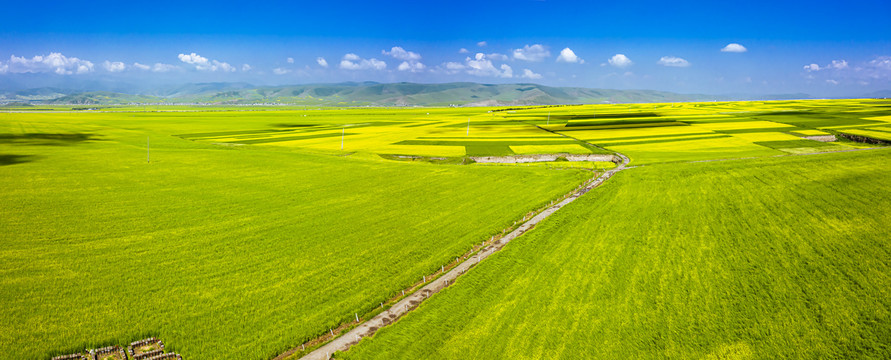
[{"left": 33, "top": 82, "right": 724, "bottom": 106}]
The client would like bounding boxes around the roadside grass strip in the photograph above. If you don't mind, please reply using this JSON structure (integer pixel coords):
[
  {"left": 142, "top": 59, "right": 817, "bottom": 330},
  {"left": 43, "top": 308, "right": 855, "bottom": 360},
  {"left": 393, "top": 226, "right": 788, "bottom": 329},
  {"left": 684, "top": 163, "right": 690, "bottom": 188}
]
[{"left": 340, "top": 150, "right": 891, "bottom": 360}]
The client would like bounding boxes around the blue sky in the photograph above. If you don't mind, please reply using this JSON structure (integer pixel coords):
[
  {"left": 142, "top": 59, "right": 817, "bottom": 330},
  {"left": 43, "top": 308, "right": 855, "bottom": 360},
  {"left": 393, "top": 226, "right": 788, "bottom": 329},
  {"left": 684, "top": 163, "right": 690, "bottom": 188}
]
[{"left": 1, "top": 0, "right": 890, "bottom": 96}]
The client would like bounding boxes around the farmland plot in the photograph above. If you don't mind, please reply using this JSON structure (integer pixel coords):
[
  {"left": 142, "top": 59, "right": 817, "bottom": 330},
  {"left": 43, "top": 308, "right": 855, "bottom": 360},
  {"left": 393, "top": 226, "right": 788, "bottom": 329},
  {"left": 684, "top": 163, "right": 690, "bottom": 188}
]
[{"left": 342, "top": 149, "right": 891, "bottom": 360}]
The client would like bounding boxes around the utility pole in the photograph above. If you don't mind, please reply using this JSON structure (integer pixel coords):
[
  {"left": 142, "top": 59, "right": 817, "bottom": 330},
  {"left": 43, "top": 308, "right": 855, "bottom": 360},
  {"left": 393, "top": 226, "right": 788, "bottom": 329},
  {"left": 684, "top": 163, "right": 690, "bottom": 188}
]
[
  {"left": 547, "top": 111, "right": 550, "bottom": 125},
  {"left": 147, "top": 136, "right": 150, "bottom": 163},
  {"left": 341, "top": 128, "right": 345, "bottom": 150},
  {"left": 466, "top": 117, "right": 470, "bottom": 136}
]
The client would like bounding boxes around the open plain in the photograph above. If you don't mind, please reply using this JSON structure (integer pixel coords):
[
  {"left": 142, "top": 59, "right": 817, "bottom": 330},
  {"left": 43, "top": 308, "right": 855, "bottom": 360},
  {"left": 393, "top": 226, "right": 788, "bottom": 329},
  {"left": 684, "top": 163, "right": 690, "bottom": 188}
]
[{"left": 1, "top": 99, "right": 889, "bottom": 359}]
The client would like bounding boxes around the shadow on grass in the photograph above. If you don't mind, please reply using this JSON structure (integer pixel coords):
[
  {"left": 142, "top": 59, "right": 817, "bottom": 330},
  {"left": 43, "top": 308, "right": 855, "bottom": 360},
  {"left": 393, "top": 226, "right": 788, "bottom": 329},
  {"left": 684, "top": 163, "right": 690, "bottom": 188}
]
[
  {"left": 0, "top": 154, "right": 37, "bottom": 166},
  {"left": 0, "top": 133, "right": 100, "bottom": 146}
]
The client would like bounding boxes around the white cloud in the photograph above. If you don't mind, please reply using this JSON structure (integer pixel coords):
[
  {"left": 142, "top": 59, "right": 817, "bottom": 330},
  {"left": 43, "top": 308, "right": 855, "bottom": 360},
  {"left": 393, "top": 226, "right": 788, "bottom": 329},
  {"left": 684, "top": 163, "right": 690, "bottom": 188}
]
[
  {"left": 382, "top": 46, "right": 421, "bottom": 61},
  {"left": 339, "top": 60, "right": 360, "bottom": 70},
  {"left": 384, "top": 47, "right": 424, "bottom": 72},
  {"left": 132, "top": 62, "right": 151, "bottom": 70},
  {"left": 103, "top": 61, "right": 126, "bottom": 72},
  {"left": 439, "top": 61, "right": 466, "bottom": 74},
  {"left": 803, "top": 59, "right": 849, "bottom": 73},
  {"left": 477, "top": 41, "right": 487, "bottom": 47},
  {"left": 273, "top": 67, "right": 292, "bottom": 75},
  {"left": 721, "top": 43, "right": 747, "bottom": 53},
  {"left": 512, "top": 44, "right": 550, "bottom": 62},
  {"left": 6, "top": 53, "right": 94, "bottom": 75},
  {"left": 556, "top": 48, "right": 584, "bottom": 63},
  {"left": 608, "top": 54, "right": 632, "bottom": 68},
  {"left": 177, "top": 52, "right": 235, "bottom": 72},
  {"left": 398, "top": 61, "right": 426, "bottom": 72},
  {"left": 287, "top": 57, "right": 294, "bottom": 64},
  {"left": 242, "top": 64, "right": 252, "bottom": 72},
  {"left": 487, "top": 53, "right": 509, "bottom": 61},
  {"left": 339, "top": 54, "right": 387, "bottom": 71},
  {"left": 459, "top": 48, "right": 469, "bottom": 54},
  {"left": 316, "top": 57, "right": 328, "bottom": 68},
  {"left": 500, "top": 64, "right": 513, "bottom": 78},
  {"left": 211, "top": 61, "right": 235, "bottom": 72},
  {"left": 861, "top": 56, "right": 891, "bottom": 79},
  {"left": 804, "top": 63, "right": 821, "bottom": 72},
  {"left": 0, "top": 61, "right": 6, "bottom": 74},
  {"left": 520, "top": 68, "right": 542, "bottom": 79},
  {"left": 152, "top": 63, "right": 177, "bottom": 72},
  {"left": 831, "top": 60, "right": 848, "bottom": 69},
  {"left": 178, "top": 52, "right": 208, "bottom": 65},
  {"left": 657, "top": 56, "right": 690, "bottom": 67},
  {"left": 826, "top": 79, "right": 839, "bottom": 85},
  {"left": 464, "top": 53, "right": 512, "bottom": 78},
  {"left": 870, "top": 56, "right": 891, "bottom": 70}
]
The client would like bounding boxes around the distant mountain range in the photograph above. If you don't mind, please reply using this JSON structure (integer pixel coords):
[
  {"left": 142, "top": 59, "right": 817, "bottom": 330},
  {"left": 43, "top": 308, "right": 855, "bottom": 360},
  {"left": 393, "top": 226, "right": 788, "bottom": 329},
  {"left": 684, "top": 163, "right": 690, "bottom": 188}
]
[{"left": 0, "top": 82, "right": 887, "bottom": 106}]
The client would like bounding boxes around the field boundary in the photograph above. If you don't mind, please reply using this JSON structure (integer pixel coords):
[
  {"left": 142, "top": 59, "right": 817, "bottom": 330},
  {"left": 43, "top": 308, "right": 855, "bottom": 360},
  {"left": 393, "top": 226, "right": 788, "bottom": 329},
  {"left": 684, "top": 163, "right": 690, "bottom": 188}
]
[{"left": 282, "top": 151, "right": 630, "bottom": 360}]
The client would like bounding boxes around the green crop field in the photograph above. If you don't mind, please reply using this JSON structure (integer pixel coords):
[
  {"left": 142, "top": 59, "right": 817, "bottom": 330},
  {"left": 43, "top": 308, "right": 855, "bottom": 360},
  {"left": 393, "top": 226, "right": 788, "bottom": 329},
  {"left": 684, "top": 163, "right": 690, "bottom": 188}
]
[
  {"left": 504, "top": 99, "right": 889, "bottom": 165},
  {"left": 1, "top": 99, "right": 890, "bottom": 360},
  {"left": 341, "top": 149, "right": 891, "bottom": 360},
  {"left": 0, "top": 109, "right": 591, "bottom": 359}
]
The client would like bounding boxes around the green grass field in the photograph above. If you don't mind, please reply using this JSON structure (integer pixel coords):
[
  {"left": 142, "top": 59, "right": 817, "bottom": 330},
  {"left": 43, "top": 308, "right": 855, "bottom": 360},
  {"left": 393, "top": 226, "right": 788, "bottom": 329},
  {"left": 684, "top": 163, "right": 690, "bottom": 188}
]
[
  {"left": 1, "top": 99, "right": 889, "bottom": 360},
  {"left": 0, "top": 111, "right": 590, "bottom": 359},
  {"left": 341, "top": 149, "right": 891, "bottom": 359}
]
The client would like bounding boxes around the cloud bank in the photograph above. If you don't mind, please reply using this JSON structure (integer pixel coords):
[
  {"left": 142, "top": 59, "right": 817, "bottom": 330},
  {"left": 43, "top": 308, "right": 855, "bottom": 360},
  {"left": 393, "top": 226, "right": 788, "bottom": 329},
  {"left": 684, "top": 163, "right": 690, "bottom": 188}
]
[
  {"left": 339, "top": 53, "right": 386, "bottom": 70},
  {"left": 2, "top": 53, "right": 94, "bottom": 75}
]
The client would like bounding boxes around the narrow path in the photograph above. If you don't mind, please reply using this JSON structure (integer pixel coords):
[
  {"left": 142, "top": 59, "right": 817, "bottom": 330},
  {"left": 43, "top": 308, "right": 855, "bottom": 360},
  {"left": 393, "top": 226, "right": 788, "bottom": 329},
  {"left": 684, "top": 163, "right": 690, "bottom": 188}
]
[{"left": 288, "top": 151, "right": 630, "bottom": 360}]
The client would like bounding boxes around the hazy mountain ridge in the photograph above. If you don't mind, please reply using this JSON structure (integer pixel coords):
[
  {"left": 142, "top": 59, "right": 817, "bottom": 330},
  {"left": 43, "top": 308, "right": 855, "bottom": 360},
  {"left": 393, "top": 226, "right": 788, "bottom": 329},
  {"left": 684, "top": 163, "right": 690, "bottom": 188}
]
[
  {"left": 26, "top": 82, "right": 723, "bottom": 106},
  {"left": 2, "top": 82, "right": 887, "bottom": 106}
]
